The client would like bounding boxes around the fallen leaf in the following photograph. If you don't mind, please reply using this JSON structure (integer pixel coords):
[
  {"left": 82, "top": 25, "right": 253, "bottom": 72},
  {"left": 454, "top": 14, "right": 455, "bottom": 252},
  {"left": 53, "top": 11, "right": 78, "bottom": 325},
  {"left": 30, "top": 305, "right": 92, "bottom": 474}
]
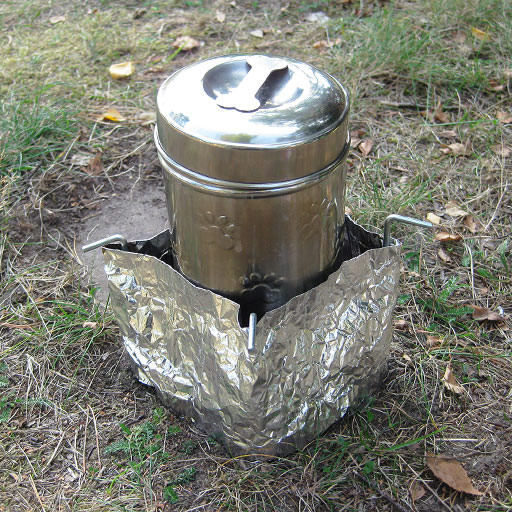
[
  {"left": 84, "top": 154, "right": 103, "bottom": 176},
  {"left": 470, "top": 305, "right": 505, "bottom": 322},
  {"left": 138, "top": 111, "right": 157, "bottom": 124},
  {"left": 439, "top": 129, "right": 458, "bottom": 138},
  {"left": 394, "top": 319, "right": 408, "bottom": 331},
  {"left": 215, "top": 10, "right": 226, "bottom": 22},
  {"left": 435, "top": 232, "right": 462, "bottom": 242},
  {"left": 172, "top": 35, "right": 202, "bottom": 51},
  {"left": 350, "top": 136, "right": 361, "bottom": 148},
  {"left": 96, "top": 108, "right": 126, "bottom": 123},
  {"left": 491, "top": 145, "right": 511, "bottom": 157},
  {"left": 410, "top": 481, "right": 426, "bottom": 502},
  {"left": 250, "top": 29, "right": 264, "bottom": 38},
  {"left": 426, "top": 335, "right": 443, "bottom": 348},
  {"left": 133, "top": 8, "right": 146, "bottom": 19},
  {"left": 471, "top": 27, "right": 491, "bottom": 42},
  {"left": 83, "top": 321, "right": 98, "bottom": 328},
  {"left": 402, "top": 353, "right": 413, "bottom": 366},
  {"left": 440, "top": 142, "right": 471, "bottom": 156},
  {"left": 426, "top": 453, "right": 483, "bottom": 495},
  {"left": 49, "top": 15, "right": 66, "bottom": 24},
  {"left": 358, "top": 139, "right": 373, "bottom": 156},
  {"left": 444, "top": 201, "right": 468, "bottom": 217},
  {"left": 453, "top": 31, "right": 466, "bottom": 44},
  {"left": 71, "top": 153, "right": 93, "bottom": 167},
  {"left": 313, "top": 38, "right": 342, "bottom": 50},
  {"left": 464, "top": 215, "right": 479, "bottom": 233},
  {"left": 442, "top": 364, "right": 465, "bottom": 394},
  {"left": 109, "top": 61, "right": 135, "bottom": 79},
  {"left": 433, "top": 102, "right": 449, "bottom": 123},
  {"left": 487, "top": 79, "right": 504, "bottom": 92},
  {"left": 427, "top": 212, "right": 442, "bottom": 225},
  {"left": 496, "top": 111, "right": 512, "bottom": 124},
  {"left": 438, "top": 247, "right": 452, "bottom": 262},
  {"left": 305, "top": 11, "right": 330, "bottom": 24}
]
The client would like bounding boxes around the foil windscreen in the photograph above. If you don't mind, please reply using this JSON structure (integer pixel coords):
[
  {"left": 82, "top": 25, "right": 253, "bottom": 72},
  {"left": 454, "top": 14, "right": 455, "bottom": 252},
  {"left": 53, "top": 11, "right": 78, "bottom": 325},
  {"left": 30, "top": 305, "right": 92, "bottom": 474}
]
[{"left": 103, "top": 217, "right": 400, "bottom": 456}]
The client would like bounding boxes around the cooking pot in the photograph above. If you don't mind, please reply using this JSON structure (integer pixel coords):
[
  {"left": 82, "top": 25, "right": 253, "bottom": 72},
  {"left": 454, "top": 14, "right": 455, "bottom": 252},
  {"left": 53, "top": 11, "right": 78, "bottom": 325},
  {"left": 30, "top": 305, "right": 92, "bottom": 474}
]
[{"left": 155, "top": 54, "right": 350, "bottom": 323}]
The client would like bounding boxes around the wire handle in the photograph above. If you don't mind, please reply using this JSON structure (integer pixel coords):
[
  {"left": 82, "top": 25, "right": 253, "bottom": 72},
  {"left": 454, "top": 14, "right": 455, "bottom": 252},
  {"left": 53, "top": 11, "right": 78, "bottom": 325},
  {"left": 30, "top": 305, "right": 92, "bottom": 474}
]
[
  {"left": 383, "top": 214, "right": 433, "bottom": 247},
  {"left": 82, "top": 235, "right": 128, "bottom": 253}
]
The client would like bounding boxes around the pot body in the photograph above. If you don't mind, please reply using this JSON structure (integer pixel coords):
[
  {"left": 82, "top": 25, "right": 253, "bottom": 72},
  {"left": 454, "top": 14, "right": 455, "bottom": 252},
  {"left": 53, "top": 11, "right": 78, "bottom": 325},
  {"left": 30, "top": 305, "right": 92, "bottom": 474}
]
[
  {"left": 155, "top": 54, "right": 350, "bottom": 321},
  {"left": 157, "top": 139, "right": 349, "bottom": 323}
]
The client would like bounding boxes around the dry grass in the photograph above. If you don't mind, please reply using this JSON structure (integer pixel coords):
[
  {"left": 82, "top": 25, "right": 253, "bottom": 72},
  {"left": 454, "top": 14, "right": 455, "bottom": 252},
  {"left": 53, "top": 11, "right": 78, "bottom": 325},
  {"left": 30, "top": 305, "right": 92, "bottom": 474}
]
[{"left": 1, "top": 0, "right": 511, "bottom": 510}]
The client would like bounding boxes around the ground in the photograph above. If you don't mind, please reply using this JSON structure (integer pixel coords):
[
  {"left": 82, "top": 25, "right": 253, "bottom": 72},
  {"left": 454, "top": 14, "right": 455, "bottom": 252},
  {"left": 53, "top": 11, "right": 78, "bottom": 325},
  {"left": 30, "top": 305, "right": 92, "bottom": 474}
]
[{"left": 0, "top": 0, "right": 511, "bottom": 511}]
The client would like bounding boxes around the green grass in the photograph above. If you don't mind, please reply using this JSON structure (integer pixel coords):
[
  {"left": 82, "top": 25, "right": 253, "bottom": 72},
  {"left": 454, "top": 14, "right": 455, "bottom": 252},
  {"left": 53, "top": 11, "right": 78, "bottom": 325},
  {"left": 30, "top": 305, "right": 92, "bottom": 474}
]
[{"left": 0, "top": 86, "right": 77, "bottom": 176}]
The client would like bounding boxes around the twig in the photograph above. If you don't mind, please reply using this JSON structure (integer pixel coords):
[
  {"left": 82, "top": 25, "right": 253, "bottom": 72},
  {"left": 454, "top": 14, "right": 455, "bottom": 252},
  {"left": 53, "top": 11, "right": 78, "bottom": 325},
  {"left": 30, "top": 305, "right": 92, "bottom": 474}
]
[
  {"left": 354, "top": 471, "right": 412, "bottom": 512},
  {"left": 89, "top": 404, "right": 103, "bottom": 470},
  {"left": 29, "top": 475, "right": 46, "bottom": 512}
]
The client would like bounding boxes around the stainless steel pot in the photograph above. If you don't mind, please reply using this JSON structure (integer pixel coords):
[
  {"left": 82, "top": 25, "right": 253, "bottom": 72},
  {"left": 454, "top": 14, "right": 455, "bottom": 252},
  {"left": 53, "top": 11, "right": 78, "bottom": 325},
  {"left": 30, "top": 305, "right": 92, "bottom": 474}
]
[{"left": 155, "top": 54, "right": 350, "bottom": 323}]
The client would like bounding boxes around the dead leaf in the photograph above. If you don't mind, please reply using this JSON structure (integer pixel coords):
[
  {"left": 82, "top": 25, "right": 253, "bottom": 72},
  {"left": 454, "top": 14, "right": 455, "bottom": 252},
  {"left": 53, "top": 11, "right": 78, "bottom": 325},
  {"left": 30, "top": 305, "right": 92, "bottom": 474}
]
[
  {"left": 70, "top": 153, "right": 93, "bottom": 167},
  {"left": 439, "top": 129, "right": 458, "bottom": 138},
  {"left": 250, "top": 29, "right": 264, "bottom": 38},
  {"left": 491, "top": 145, "right": 511, "bottom": 157},
  {"left": 84, "top": 154, "right": 103, "bottom": 176},
  {"left": 350, "top": 129, "right": 365, "bottom": 148},
  {"left": 402, "top": 353, "right": 413, "bottom": 366},
  {"left": 394, "top": 319, "right": 408, "bottom": 331},
  {"left": 435, "top": 232, "right": 462, "bottom": 242},
  {"left": 83, "top": 321, "right": 98, "bottom": 328},
  {"left": 471, "top": 27, "right": 491, "bottom": 42},
  {"left": 109, "top": 61, "right": 134, "bottom": 79},
  {"left": 470, "top": 305, "right": 505, "bottom": 322},
  {"left": 305, "top": 12, "right": 330, "bottom": 24},
  {"left": 49, "top": 15, "right": 66, "bottom": 24},
  {"left": 438, "top": 247, "right": 452, "bottom": 263},
  {"left": 96, "top": 108, "right": 126, "bottom": 123},
  {"left": 358, "top": 139, "right": 373, "bottom": 157},
  {"left": 427, "top": 212, "right": 442, "bottom": 225},
  {"left": 433, "top": 102, "right": 449, "bottom": 123},
  {"left": 426, "top": 335, "right": 442, "bottom": 348},
  {"left": 497, "top": 111, "right": 512, "bottom": 123},
  {"left": 426, "top": 452, "right": 483, "bottom": 495},
  {"left": 440, "top": 142, "right": 471, "bottom": 156},
  {"left": 138, "top": 111, "right": 157, "bottom": 125},
  {"left": 442, "top": 364, "right": 465, "bottom": 394},
  {"left": 444, "top": 201, "right": 468, "bottom": 217},
  {"left": 313, "top": 38, "right": 341, "bottom": 50},
  {"left": 453, "top": 31, "right": 466, "bottom": 44},
  {"left": 410, "top": 481, "right": 426, "bottom": 502},
  {"left": 133, "top": 8, "right": 146, "bottom": 19},
  {"left": 215, "top": 10, "right": 226, "bottom": 22},
  {"left": 172, "top": 35, "right": 202, "bottom": 51},
  {"left": 487, "top": 79, "right": 504, "bottom": 92},
  {"left": 464, "top": 215, "right": 479, "bottom": 233}
]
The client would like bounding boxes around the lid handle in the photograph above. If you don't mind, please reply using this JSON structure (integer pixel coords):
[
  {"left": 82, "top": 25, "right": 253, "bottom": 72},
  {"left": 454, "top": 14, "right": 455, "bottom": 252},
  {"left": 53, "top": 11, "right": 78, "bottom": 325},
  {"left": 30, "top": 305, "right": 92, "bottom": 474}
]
[{"left": 216, "top": 56, "right": 288, "bottom": 112}]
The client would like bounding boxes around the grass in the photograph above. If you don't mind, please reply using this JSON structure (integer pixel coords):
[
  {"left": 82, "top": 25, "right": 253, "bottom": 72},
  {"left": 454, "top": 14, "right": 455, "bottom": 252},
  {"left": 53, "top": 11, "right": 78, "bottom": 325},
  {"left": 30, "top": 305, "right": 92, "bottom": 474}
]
[{"left": 0, "top": 0, "right": 511, "bottom": 510}]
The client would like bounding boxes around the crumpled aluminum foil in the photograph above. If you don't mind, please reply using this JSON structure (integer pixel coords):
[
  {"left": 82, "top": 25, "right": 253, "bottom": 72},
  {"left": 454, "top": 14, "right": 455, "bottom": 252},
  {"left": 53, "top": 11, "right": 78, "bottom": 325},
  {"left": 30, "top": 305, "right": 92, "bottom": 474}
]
[{"left": 103, "top": 217, "right": 400, "bottom": 456}]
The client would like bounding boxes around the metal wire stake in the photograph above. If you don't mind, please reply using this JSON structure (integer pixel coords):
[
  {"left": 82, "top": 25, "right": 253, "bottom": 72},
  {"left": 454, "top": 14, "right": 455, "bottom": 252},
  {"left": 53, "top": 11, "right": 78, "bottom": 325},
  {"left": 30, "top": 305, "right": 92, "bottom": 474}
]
[
  {"left": 248, "top": 312, "right": 257, "bottom": 352},
  {"left": 82, "top": 235, "right": 128, "bottom": 253},
  {"left": 383, "top": 214, "right": 433, "bottom": 247}
]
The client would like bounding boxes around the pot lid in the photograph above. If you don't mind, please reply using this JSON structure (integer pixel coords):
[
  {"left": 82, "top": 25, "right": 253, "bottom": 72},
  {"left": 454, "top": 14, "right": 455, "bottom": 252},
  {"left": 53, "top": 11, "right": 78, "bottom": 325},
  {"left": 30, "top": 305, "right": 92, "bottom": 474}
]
[{"left": 156, "top": 54, "right": 349, "bottom": 183}]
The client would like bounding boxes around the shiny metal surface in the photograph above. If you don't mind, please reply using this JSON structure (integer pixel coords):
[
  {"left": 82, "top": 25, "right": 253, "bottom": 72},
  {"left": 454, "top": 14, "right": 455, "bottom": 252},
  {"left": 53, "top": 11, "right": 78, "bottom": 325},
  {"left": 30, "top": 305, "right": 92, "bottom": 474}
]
[
  {"left": 82, "top": 234, "right": 127, "bottom": 252},
  {"left": 216, "top": 55, "right": 288, "bottom": 112},
  {"left": 103, "top": 218, "right": 401, "bottom": 456},
  {"left": 159, "top": 138, "right": 349, "bottom": 324},
  {"left": 156, "top": 54, "right": 349, "bottom": 182},
  {"left": 155, "top": 55, "right": 350, "bottom": 321},
  {"left": 383, "top": 214, "right": 433, "bottom": 247}
]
